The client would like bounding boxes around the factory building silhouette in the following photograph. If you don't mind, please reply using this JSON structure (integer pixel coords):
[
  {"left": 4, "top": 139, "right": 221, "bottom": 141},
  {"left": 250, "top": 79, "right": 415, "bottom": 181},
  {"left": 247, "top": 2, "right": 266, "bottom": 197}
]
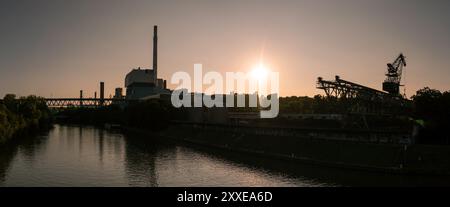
[{"left": 124, "top": 25, "right": 170, "bottom": 100}]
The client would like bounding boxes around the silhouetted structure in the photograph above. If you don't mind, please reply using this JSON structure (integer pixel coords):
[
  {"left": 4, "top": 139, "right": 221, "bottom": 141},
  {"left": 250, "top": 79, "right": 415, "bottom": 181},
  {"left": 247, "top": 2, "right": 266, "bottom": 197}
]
[
  {"left": 40, "top": 26, "right": 171, "bottom": 108},
  {"left": 100, "top": 82, "right": 105, "bottom": 106},
  {"left": 45, "top": 98, "right": 125, "bottom": 108},
  {"left": 114, "top": 88, "right": 124, "bottom": 99},
  {"left": 383, "top": 54, "right": 406, "bottom": 95},
  {"left": 45, "top": 81, "right": 125, "bottom": 108},
  {"left": 125, "top": 25, "right": 169, "bottom": 99},
  {"left": 317, "top": 54, "right": 410, "bottom": 115},
  {"left": 79, "top": 90, "right": 83, "bottom": 107}
]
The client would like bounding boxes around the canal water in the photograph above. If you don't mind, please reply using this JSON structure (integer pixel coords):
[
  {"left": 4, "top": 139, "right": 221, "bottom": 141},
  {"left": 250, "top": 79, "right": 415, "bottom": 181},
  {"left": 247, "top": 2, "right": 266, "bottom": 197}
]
[{"left": 1, "top": 124, "right": 449, "bottom": 187}]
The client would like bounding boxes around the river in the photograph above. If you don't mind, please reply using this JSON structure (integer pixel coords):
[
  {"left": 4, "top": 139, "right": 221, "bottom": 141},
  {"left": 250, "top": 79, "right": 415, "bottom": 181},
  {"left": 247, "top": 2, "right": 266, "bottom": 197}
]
[{"left": 0, "top": 124, "right": 449, "bottom": 187}]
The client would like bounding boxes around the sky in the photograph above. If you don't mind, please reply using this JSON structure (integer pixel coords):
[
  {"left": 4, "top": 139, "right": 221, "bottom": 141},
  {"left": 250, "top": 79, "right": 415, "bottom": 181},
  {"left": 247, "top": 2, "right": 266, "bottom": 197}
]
[{"left": 1, "top": 0, "right": 450, "bottom": 98}]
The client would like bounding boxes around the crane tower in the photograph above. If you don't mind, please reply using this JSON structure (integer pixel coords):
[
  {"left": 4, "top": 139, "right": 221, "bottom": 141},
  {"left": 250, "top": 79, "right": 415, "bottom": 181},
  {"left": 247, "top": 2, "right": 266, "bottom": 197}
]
[{"left": 382, "top": 53, "right": 406, "bottom": 95}]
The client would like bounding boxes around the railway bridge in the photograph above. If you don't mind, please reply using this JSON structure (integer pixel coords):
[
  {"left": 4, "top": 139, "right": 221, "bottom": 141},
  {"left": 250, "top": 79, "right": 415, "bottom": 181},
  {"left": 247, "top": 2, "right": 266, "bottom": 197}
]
[{"left": 44, "top": 98, "right": 126, "bottom": 108}]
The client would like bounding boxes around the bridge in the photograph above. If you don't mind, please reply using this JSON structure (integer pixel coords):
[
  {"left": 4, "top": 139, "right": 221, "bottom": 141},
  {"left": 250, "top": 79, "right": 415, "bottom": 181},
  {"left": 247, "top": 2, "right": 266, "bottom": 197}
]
[
  {"left": 44, "top": 98, "right": 127, "bottom": 108},
  {"left": 43, "top": 82, "right": 127, "bottom": 108},
  {"left": 44, "top": 93, "right": 170, "bottom": 108}
]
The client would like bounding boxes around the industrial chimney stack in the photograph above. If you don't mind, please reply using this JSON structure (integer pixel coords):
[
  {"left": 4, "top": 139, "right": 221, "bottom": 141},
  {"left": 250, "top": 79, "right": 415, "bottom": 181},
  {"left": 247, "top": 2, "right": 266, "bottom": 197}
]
[{"left": 153, "top": 25, "right": 158, "bottom": 82}]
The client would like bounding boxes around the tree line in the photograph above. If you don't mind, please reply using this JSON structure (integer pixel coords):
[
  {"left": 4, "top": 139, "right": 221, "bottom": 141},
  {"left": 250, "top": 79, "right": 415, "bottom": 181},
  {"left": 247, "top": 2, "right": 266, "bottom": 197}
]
[{"left": 0, "top": 94, "right": 52, "bottom": 144}]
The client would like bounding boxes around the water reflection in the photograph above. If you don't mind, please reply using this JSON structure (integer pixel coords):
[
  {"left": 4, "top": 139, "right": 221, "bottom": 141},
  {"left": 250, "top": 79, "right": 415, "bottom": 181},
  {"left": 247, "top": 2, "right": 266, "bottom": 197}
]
[
  {"left": 0, "top": 130, "right": 50, "bottom": 184},
  {"left": 1, "top": 124, "right": 450, "bottom": 186},
  {"left": 0, "top": 144, "right": 16, "bottom": 183},
  {"left": 123, "top": 133, "right": 158, "bottom": 186}
]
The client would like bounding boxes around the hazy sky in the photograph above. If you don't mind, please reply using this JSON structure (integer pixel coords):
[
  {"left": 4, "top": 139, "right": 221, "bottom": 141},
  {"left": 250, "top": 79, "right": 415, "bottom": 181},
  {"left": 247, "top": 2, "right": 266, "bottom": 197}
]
[{"left": 1, "top": 0, "right": 450, "bottom": 98}]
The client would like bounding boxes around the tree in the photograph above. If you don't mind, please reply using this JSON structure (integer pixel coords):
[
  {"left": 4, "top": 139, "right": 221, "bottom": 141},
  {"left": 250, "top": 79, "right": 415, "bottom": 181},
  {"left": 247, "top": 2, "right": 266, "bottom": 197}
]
[
  {"left": 411, "top": 87, "right": 450, "bottom": 144},
  {"left": 411, "top": 87, "right": 443, "bottom": 120},
  {"left": 3, "top": 94, "right": 17, "bottom": 112}
]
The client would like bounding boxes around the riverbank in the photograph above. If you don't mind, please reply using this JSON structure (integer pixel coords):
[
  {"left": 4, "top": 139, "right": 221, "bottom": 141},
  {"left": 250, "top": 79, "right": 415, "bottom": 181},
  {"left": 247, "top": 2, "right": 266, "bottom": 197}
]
[{"left": 0, "top": 95, "right": 52, "bottom": 145}]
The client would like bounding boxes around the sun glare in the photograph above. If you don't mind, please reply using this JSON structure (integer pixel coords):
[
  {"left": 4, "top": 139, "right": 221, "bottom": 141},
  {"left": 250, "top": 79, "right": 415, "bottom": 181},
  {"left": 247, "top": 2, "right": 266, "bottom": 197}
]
[{"left": 251, "top": 63, "right": 269, "bottom": 82}]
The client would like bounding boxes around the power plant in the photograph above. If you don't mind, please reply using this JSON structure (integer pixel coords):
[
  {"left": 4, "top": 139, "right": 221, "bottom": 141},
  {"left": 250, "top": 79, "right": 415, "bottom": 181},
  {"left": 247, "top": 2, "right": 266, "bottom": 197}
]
[
  {"left": 44, "top": 25, "right": 170, "bottom": 108},
  {"left": 124, "top": 25, "right": 170, "bottom": 100}
]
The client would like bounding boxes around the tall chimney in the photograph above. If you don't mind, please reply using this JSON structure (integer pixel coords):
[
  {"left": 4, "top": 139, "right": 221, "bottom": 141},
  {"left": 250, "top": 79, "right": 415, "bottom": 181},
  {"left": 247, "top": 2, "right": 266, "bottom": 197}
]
[
  {"left": 100, "top": 82, "right": 105, "bottom": 106},
  {"left": 80, "top": 90, "right": 83, "bottom": 107},
  {"left": 153, "top": 25, "right": 158, "bottom": 82}
]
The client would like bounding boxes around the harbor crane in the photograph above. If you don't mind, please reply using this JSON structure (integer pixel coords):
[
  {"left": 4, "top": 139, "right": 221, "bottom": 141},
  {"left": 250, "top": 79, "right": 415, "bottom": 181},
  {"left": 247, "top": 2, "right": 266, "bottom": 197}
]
[
  {"left": 383, "top": 53, "right": 406, "bottom": 95},
  {"left": 316, "top": 53, "right": 410, "bottom": 115}
]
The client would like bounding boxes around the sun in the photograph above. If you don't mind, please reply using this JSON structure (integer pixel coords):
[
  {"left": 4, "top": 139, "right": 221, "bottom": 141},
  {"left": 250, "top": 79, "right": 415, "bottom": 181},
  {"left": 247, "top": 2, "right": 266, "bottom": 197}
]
[{"left": 251, "top": 63, "right": 269, "bottom": 82}]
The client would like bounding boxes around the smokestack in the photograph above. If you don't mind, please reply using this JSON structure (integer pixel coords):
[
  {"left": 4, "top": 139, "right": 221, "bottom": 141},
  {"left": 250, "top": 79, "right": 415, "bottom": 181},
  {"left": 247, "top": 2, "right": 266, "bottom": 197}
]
[
  {"left": 153, "top": 25, "right": 158, "bottom": 81},
  {"left": 80, "top": 90, "right": 83, "bottom": 107},
  {"left": 100, "top": 82, "right": 105, "bottom": 106}
]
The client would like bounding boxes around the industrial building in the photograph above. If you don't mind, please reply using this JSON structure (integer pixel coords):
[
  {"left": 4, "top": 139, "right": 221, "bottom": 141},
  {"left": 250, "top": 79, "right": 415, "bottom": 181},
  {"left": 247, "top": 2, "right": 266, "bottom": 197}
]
[{"left": 125, "top": 25, "right": 170, "bottom": 100}]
